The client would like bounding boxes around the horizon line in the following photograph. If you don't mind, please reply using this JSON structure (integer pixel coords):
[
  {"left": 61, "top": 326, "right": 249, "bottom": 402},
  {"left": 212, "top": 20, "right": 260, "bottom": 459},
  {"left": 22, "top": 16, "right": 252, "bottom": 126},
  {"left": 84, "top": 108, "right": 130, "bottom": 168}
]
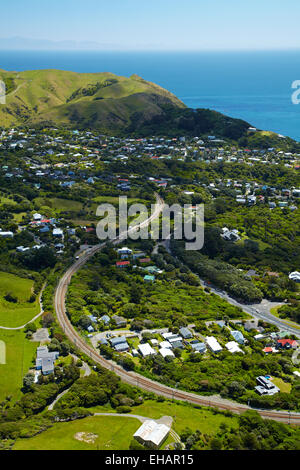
[{"left": 1, "top": 47, "right": 300, "bottom": 53}]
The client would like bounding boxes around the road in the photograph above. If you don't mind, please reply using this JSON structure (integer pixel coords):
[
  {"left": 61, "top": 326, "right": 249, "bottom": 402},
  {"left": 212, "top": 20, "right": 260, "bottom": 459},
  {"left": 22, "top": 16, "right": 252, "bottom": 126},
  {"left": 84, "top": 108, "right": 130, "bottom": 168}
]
[
  {"left": 161, "top": 236, "right": 300, "bottom": 338},
  {"left": 48, "top": 355, "right": 91, "bottom": 410},
  {"left": 54, "top": 194, "right": 300, "bottom": 425}
]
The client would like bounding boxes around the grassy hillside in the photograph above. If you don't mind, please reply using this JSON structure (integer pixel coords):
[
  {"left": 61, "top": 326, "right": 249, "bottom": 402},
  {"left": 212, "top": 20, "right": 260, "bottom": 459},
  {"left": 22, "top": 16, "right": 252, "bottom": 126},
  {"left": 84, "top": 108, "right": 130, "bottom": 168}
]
[
  {"left": 0, "top": 69, "right": 185, "bottom": 132},
  {"left": 0, "top": 68, "right": 255, "bottom": 139},
  {"left": 0, "top": 272, "right": 40, "bottom": 328}
]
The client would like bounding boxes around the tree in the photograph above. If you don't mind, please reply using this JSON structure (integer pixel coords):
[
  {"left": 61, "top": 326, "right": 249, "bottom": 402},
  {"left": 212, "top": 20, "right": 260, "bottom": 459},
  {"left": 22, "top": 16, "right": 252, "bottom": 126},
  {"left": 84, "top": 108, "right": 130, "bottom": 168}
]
[
  {"left": 24, "top": 322, "right": 37, "bottom": 333},
  {"left": 23, "top": 373, "right": 34, "bottom": 391},
  {"left": 42, "top": 313, "right": 55, "bottom": 328}
]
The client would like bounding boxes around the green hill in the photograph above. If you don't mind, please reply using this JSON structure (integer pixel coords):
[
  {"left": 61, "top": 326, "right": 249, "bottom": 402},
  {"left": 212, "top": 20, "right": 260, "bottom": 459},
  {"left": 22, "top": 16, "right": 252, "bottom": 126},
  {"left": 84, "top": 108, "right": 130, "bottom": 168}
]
[
  {"left": 0, "top": 69, "right": 185, "bottom": 131},
  {"left": 0, "top": 68, "right": 277, "bottom": 143}
]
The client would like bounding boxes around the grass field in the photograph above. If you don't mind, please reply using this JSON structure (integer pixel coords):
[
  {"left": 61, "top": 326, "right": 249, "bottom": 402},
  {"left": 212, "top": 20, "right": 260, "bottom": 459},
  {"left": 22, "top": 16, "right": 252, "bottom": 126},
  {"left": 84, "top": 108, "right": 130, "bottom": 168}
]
[
  {"left": 93, "top": 196, "right": 148, "bottom": 205},
  {"left": 90, "top": 399, "right": 239, "bottom": 435},
  {"left": 0, "top": 329, "right": 37, "bottom": 401},
  {"left": 271, "top": 377, "right": 292, "bottom": 394},
  {"left": 34, "top": 197, "right": 83, "bottom": 213},
  {"left": 12, "top": 415, "right": 141, "bottom": 450},
  {"left": 0, "top": 272, "right": 40, "bottom": 328}
]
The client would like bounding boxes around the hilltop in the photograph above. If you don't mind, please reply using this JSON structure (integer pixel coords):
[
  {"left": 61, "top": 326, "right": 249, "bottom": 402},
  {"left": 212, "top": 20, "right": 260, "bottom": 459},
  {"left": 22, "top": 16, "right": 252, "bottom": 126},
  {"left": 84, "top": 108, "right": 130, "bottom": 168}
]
[
  {"left": 0, "top": 68, "right": 250, "bottom": 139},
  {"left": 0, "top": 69, "right": 184, "bottom": 131}
]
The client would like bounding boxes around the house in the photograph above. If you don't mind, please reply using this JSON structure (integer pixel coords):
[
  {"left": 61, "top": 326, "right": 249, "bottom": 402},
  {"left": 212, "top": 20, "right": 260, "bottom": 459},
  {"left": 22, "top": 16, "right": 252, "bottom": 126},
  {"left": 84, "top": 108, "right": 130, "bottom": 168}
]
[
  {"left": 138, "top": 343, "right": 156, "bottom": 357},
  {"left": 133, "top": 420, "right": 170, "bottom": 449},
  {"left": 225, "top": 341, "right": 244, "bottom": 354},
  {"left": 110, "top": 336, "right": 129, "bottom": 351},
  {"left": 0, "top": 231, "right": 14, "bottom": 238},
  {"left": 144, "top": 266, "right": 163, "bottom": 274},
  {"left": 255, "top": 376, "right": 279, "bottom": 396},
  {"left": 191, "top": 342, "right": 206, "bottom": 353},
  {"left": 53, "top": 228, "right": 64, "bottom": 238},
  {"left": 179, "top": 327, "right": 193, "bottom": 339},
  {"left": 289, "top": 271, "right": 300, "bottom": 283},
  {"left": 110, "top": 336, "right": 127, "bottom": 347},
  {"left": 112, "top": 315, "right": 127, "bottom": 327},
  {"left": 161, "top": 332, "right": 178, "bottom": 341},
  {"left": 140, "top": 258, "right": 151, "bottom": 264},
  {"left": 116, "top": 261, "right": 130, "bottom": 268},
  {"left": 35, "top": 346, "right": 59, "bottom": 376},
  {"left": 132, "top": 252, "right": 146, "bottom": 259},
  {"left": 159, "top": 348, "right": 175, "bottom": 359},
  {"left": 221, "top": 228, "right": 240, "bottom": 242},
  {"left": 206, "top": 336, "right": 223, "bottom": 353},
  {"left": 243, "top": 321, "right": 258, "bottom": 332},
  {"left": 100, "top": 315, "right": 110, "bottom": 325},
  {"left": 231, "top": 330, "right": 245, "bottom": 345},
  {"left": 263, "top": 346, "right": 278, "bottom": 354},
  {"left": 159, "top": 341, "right": 172, "bottom": 349},
  {"left": 117, "top": 247, "right": 132, "bottom": 258},
  {"left": 114, "top": 342, "right": 130, "bottom": 352},
  {"left": 144, "top": 275, "right": 155, "bottom": 282},
  {"left": 277, "top": 339, "right": 298, "bottom": 349}
]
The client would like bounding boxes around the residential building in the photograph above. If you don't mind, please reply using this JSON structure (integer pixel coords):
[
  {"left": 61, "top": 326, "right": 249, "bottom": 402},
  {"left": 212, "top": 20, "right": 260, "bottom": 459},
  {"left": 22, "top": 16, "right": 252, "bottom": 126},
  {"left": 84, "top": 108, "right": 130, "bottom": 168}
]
[{"left": 206, "top": 336, "right": 223, "bottom": 353}]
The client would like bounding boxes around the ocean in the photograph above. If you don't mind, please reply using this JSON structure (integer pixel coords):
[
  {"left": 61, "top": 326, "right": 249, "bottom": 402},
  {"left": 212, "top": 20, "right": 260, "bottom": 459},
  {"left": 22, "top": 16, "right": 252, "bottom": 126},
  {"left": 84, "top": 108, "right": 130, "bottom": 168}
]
[{"left": 1, "top": 49, "right": 300, "bottom": 141}]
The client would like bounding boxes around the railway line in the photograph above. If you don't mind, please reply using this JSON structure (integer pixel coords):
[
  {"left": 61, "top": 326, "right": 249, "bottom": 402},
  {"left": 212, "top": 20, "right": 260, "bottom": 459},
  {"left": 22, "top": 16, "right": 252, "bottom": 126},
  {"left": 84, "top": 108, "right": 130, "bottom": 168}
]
[{"left": 54, "top": 194, "right": 300, "bottom": 425}]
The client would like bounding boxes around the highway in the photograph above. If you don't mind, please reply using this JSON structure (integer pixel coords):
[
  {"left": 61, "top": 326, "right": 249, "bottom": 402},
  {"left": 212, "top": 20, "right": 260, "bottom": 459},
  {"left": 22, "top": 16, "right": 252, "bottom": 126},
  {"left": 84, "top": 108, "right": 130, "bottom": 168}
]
[{"left": 54, "top": 194, "right": 300, "bottom": 425}]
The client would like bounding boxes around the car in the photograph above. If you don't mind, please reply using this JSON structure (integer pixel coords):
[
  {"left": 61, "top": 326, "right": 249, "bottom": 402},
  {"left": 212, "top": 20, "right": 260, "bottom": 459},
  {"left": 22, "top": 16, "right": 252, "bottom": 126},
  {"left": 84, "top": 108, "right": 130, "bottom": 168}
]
[{"left": 75, "top": 255, "right": 79, "bottom": 260}]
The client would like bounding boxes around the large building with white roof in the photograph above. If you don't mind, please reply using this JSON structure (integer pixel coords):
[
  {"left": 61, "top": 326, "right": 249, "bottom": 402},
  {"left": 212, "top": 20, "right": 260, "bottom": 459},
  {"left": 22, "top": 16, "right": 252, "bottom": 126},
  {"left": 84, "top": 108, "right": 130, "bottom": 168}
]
[{"left": 133, "top": 420, "right": 170, "bottom": 449}]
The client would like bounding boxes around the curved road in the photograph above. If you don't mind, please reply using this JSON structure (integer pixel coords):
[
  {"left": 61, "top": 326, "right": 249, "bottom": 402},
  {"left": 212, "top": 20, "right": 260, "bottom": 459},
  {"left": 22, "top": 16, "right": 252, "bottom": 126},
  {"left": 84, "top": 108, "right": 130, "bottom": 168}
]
[
  {"left": 161, "top": 236, "right": 300, "bottom": 338},
  {"left": 55, "top": 195, "right": 300, "bottom": 425}
]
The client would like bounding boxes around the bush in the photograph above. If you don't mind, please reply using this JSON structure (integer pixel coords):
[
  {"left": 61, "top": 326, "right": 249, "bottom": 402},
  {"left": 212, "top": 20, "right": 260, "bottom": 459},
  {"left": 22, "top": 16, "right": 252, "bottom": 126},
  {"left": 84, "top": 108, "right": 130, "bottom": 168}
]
[{"left": 116, "top": 405, "right": 132, "bottom": 413}]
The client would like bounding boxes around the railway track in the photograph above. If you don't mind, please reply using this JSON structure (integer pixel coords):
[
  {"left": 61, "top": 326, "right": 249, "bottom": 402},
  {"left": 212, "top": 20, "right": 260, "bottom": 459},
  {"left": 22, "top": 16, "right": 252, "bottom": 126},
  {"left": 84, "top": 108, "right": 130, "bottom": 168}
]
[{"left": 54, "top": 194, "right": 300, "bottom": 425}]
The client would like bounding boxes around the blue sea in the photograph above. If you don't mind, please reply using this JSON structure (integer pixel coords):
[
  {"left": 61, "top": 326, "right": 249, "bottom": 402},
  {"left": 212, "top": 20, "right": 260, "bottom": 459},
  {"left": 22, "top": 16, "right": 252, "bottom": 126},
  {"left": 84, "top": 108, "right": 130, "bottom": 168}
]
[{"left": 1, "top": 49, "right": 300, "bottom": 141}]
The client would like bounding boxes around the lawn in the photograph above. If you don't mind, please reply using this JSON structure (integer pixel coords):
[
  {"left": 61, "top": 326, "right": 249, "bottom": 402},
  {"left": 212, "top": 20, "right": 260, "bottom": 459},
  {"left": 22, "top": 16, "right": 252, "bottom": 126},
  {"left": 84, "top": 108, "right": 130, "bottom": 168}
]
[
  {"left": 0, "top": 272, "right": 40, "bottom": 328},
  {"left": 90, "top": 399, "right": 239, "bottom": 436},
  {"left": 0, "top": 329, "right": 37, "bottom": 401},
  {"left": 34, "top": 197, "right": 83, "bottom": 213},
  {"left": 93, "top": 196, "right": 149, "bottom": 206},
  {"left": 271, "top": 377, "right": 292, "bottom": 394},
  {"left": 12, "top": 415, "right": 141, "bottom": 450}
]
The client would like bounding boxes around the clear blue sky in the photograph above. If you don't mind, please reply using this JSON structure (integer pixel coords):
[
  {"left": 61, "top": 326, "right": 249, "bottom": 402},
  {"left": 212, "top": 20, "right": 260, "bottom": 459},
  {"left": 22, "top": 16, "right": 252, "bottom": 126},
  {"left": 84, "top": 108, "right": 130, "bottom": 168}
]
[{"left": 1, "top": 0, "right": 300, "bottom": 50}]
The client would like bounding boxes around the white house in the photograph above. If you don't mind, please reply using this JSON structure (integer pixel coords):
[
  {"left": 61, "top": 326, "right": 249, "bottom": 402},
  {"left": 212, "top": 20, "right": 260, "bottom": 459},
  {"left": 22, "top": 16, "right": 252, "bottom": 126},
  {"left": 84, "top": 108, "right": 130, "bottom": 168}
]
[
  {"left": 133, "top": 420, "right": 170, "bottom": 449},
  {"left": 289, "top": 271, "right": 300, "bottom": 283},
  {"left": 159, "top": 348, "right": 175, "bottom": 359},
  {"left": 206, "top": 336, "right": 223, "bottom": 353},
  {"left": 138, "top": 343, "right": 156, "bottom": 357},
  {"left": 225, "top": 341, "right": 244, "bottom": 354}
]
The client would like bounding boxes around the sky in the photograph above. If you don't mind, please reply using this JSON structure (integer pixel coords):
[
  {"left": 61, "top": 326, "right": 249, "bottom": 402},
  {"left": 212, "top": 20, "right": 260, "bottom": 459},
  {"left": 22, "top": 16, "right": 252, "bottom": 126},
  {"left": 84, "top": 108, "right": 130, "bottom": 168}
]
[{"left": 1, "top": 0, "right": 300, "bottom": 51}]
